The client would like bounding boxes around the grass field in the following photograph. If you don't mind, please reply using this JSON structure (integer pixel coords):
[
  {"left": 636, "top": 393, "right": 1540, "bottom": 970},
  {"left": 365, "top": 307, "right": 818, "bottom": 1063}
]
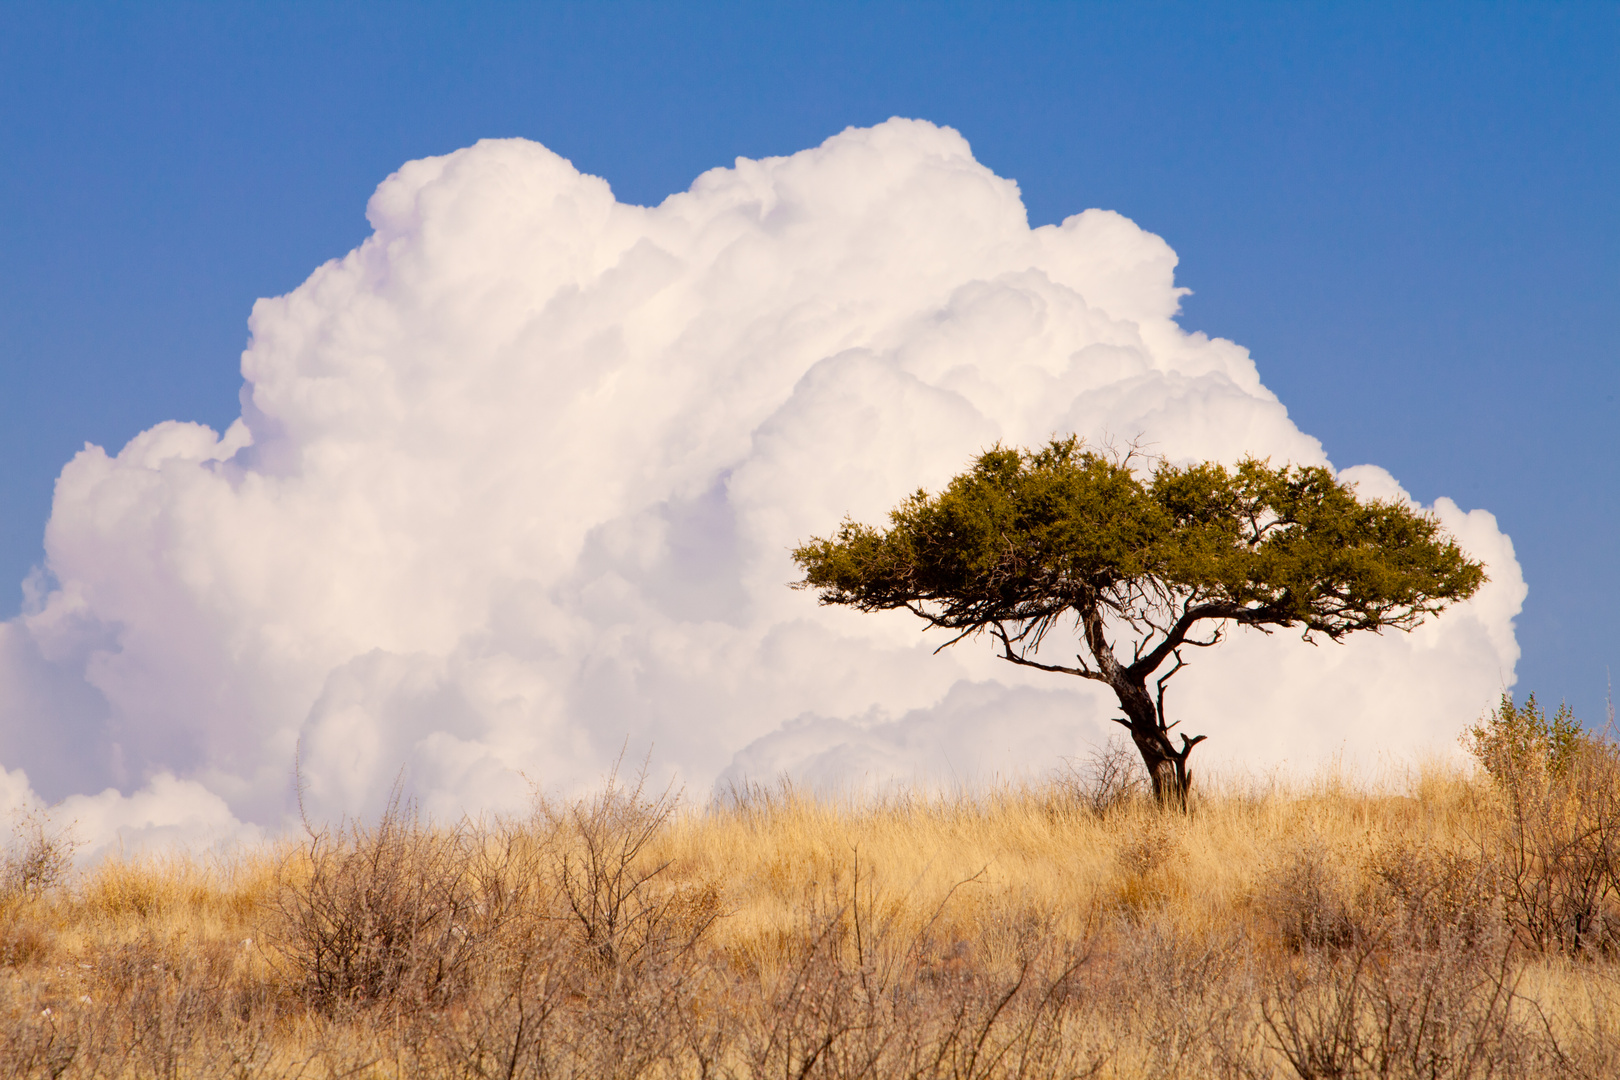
[{"left": 4, "top": 699, "right": 1620, "bottom": 1078}]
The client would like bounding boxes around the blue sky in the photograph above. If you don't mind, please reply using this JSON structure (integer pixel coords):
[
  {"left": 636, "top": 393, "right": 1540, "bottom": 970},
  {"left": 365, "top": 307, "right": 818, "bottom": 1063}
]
[{"left": 1, "top": 1, "right": 1616, "bottom": 721}]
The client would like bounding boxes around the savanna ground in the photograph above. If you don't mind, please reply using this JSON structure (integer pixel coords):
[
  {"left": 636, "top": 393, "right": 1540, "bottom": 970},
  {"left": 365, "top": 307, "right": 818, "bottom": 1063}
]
[{"left": 5, "top": 696, "right": 1620, "bottom": 1079}]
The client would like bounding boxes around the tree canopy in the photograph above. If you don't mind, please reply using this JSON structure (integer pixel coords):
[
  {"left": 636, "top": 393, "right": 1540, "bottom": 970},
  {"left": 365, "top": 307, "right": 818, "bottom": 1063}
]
[{"left": 792, "top": 438, "right": 1487, "bottom": 805}]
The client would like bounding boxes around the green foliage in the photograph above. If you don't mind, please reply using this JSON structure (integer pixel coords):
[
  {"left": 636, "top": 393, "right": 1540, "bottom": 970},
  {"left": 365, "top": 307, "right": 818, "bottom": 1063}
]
[
  {"left": 792, "top": 437, "right": 1486, "bottom": 648},
  {"left": 1464, "top": 692, "right": 1587, "bottom": 783}
]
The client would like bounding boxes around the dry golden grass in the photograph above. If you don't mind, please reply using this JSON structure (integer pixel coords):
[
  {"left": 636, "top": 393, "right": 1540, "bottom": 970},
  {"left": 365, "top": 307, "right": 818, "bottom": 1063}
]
[{"left": 5, "top": 734, "right": 1620, "bottom": 1078}]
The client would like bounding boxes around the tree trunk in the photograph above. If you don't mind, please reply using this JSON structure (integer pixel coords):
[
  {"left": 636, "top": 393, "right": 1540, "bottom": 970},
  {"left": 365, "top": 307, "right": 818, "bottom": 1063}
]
[
  {"left": 1111, "top": 677, "right": 1196, "bottom": 810},
  {"left": 1077, "top": 601, "right": 1203, "bottom": 810}
]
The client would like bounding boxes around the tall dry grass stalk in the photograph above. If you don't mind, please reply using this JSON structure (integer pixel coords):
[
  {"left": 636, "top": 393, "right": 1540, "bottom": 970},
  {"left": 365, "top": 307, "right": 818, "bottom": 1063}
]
[{"left": 6, "top": 728, "right": 1620, "bottom": 1078}]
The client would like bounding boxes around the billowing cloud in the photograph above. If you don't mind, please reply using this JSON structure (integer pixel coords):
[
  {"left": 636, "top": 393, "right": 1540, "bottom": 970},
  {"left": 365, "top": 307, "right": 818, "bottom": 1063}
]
[{"left": 0, "top": 119, "right": 1524, "bottom": 856}]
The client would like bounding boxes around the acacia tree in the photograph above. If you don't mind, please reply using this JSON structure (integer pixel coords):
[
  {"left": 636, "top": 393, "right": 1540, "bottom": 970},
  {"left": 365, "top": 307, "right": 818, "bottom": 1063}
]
[{"left": 791, "top": 438, "right": 1486, "bottom": 806}]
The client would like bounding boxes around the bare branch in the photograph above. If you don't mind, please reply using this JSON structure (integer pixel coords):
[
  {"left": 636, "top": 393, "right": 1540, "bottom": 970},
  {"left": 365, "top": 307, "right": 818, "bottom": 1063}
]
[
  {"left": 1154, "top": 649, "right": 1188, "bottom": 731},
  {"left": 992, "top": 624, "right": 1105, "bottom": 681},
  {"left": 930, "top": 623, "right": 983, "bottom": 655}
]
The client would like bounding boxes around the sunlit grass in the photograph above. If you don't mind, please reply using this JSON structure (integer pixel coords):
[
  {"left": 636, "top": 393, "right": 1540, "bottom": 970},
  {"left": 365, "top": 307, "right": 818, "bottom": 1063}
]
[{"left": 3, "top": 743, "right": 1619, "bottom": 1078}]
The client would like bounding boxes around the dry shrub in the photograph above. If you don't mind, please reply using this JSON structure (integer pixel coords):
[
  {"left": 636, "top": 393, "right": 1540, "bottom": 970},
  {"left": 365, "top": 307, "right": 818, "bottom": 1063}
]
[
  {"left": 1110, "top": 812, "right": 1184, "bottom": 917},
  {"left": 269, "top": 788, "right": 535, "bottom": 1013},
  {"left": 0, "top": 918, "right": 51, "bottom": 969},
  {"left": 0, "top": 990, "right": 84, "bottom": 1080},
  {"left": 2, "top": 808, "right": 77, "bottom": 900},
  {"left": 546, "top": 761, "right": 720, "bottom": 972},
  {"left": 413, "top": 834, "right": 1101, "bottom": 1080},
  {"left": 1054, "top": 736, "right": 1149, "bottom": 819},
  {"left": 415, "top": 771, "right": 725, "bottom": 1079},
  {"left": 1255, "top": 841, "right": 1365, "bottom": 953},
  {"left": 0, "top": 934, "right": 289, "bottom": 1080},
  {"left": 1085, "top": 915, "right": 1261, "bottom": 1080},
  {"left": 88, "top": 937, "right": 278, "bottom": 1078},
  {"left": 742, "top": 906, "right": 1095, "bottom": 1080},
  {"left": 1259, "top": 922, "right": 1545, "bottom": 1080},
  {"left": 16, "top": 750, "right": 1620, "bottom": 1078},
  {"left": 0, "top": 808, "right": 78, "bottom": 972},
  {"left": 665, "top": 867, "right": 1105, "bottom": 1080},
  {"left": 1373, "top": 840, "right": 1496, "bottom": 951}
]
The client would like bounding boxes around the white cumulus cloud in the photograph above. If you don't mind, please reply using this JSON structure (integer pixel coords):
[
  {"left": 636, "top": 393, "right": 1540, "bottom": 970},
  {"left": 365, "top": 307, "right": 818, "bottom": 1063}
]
[{"left": 0, "top": 119, "right": 1524, "bottom": 853}]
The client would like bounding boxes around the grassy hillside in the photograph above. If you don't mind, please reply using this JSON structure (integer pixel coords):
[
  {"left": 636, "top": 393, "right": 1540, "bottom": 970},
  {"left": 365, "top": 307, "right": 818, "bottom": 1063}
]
[{"left": 4, "top": 704, "right": 1620, "bottom": 1078}]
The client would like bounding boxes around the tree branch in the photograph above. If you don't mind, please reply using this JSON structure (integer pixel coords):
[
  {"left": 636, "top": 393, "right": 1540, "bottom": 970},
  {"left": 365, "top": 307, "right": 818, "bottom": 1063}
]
[
  {"left": 1154, "top": 649, "right": 1188, "bottom": 731},
  {"left": 993, "top": 624, "right": 1107, "bottom": 681},
  {"left": 1128, "top": 601, "right": 1245, "bottom": 680},
  {"left": 930, "top": 622, "right": 983, "bottom": 655}
]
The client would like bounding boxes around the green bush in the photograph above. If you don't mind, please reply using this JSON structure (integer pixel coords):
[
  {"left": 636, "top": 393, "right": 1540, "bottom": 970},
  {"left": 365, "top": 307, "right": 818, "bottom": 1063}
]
[
  {"left": 1465, "top": 692, "right": 1620, "bottom": 955},
  {"left": 1464, "top": 692, "right": 1585, "bottom": 782}
]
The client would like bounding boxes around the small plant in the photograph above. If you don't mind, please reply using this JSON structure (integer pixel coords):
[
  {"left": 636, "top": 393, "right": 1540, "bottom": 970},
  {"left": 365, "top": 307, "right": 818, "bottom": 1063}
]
[{"left": 1, "top": 807, "right": 78, "bottom": 900}]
